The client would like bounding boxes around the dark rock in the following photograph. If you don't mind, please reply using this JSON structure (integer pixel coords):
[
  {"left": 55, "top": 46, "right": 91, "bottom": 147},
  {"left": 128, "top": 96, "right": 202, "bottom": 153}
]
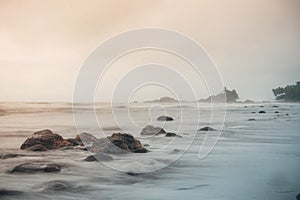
[
  {"left": 157, "top": 115, "right": 174, "bottom": 121},
  {"left": 260, "top": 105, "right": 264, "bottom": 107},
  {"left": 143, "top": 143, "right": 150, "bottom": 147},
  {"left": 0, "top": 188, "right": 23, "bottom": 196},
  {"left": 248, "top": 118, "right": 256, "bottom": 121},
  {"left": 286, "top": 113, "right": 289, "bottom": 116},
  {"left": 43, "top": 181, "right": 72, "bottom": 191},
  {"left": 0, "top": 153, "right": 25, "bottom": 160},
  {"left": 11, "top": 162, "right": 61, "bottom": 173},
  {"left": 244, "top": 106, "right": 247, "bottom": 108},
  {"left": 296, "top": 193, "right": 300, "bottom": 200},
  {"left": 198, "top": 126, "right": 216, "bottom": 131},
  {"left": 272, "top": 105, "right": 279, "bottom": 108},
  {"left": 20, "top": 129, "right": 72, "bottom": 150},
  {"left": 251, "top": 111, "right": 256, "bottom": 113},
  {"left": 274, "top": 111, "right": 279, "bottom": 113},
  {"left": 165, "top": 132, "right": 182, "bottom": 137},
  {"left": 90, "top": 133, "right": 148, "bottom": 154},
  {"left": 84, "top": 153, "right": 113, "bottom": 162},
  {"left": 140, "top": 125, "right": 166, "bottom": 135},
  {"left": 26, "top": 144, "right": 48, "bottom": 151},
  {"left": 258, "top": 111, "right": 266, "bottom": 113},
  {"left": 67, "top": 132, "right": 97, "bottom": 146}
]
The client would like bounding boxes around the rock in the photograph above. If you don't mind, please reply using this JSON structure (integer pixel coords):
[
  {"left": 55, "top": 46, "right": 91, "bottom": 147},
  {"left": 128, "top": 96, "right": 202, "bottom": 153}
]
[
  {"left": 90, "top": 133, "right": 148, "bottom": 154},
  {"left": 296, "top": 193, "right": 300, "bottom": 200},
  {"left": 272, "top": 105, "right": 279, "bottom": 107},
  {"left": 157, "top": 115, "right": 174, "bottom": 121},
  {"left": 0, "top": 188, "right": 23, "bottom": 196},
  {"left": 43, "top": 181, "right": 73, "bottom": 191},
  {"left": 248, "top": 118, "right": 256, "bottom": 121},
  {"left": 67, "top": 132, "right": 97, "bottom": 146},
  {"left": 165, "top": 132, "right": 181, "bottom": 137},
  {"left": 258, "top": 111, "right": 266, "bottom": 113},
  {"left": 286, "top": 113, "right": 289, "bottom": 116},
  {"left": 251, "top": 111, "right": 256, "bottom": 113},
  {"left": 0, "top": 153, "right": 25, "bottom": 160},
  {"left": 274, "top": 111, "right": 279, "bottom": 113},
  {"left": 84, "top": 153, "right": 113, "bottom": 162},
  {"left": 198, "top": 126, "right": 216, "bottom": 131},
  {"left": 26, "top": 144, "right": 48, "bottom": 151},
  {"left": 260, "top": 105, "right": 264, "bottom": 107},
  {"left": 11, "top": 162, "right": 61, "bottom": 173},
  {"left": 20, "top": 129, "right": 72, "bottom": 150},
  {"left": 140, "top": 125, "right": 166, "bottom": 135}
]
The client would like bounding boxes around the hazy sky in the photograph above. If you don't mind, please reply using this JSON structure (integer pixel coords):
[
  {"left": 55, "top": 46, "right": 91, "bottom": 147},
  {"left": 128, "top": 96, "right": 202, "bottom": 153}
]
[{"left": 0, "top": 0, "right": 299, "bottom": 102}]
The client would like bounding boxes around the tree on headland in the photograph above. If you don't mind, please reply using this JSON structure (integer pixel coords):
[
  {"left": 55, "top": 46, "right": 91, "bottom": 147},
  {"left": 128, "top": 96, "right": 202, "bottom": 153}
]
[{"left": 272, "top": 81, "right": 300, "bottom": 101}]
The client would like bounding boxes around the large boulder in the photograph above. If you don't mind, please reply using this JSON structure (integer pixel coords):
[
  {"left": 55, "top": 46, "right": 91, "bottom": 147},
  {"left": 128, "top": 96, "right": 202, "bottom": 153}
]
[
  {"left": 20, "top": 129, "right": 72, "bottom": 150},
  {"left": 11, "top": 162, "right": 61, "bottom": 173},
  {"left": 90, "top": 133, "right": 148, "bottom": 154},
  {"left": 157, "top": 115, "right": 174, "bottom": 121},
  {"left": 140, "top": 125, "right": 166, "bottom": 136}
]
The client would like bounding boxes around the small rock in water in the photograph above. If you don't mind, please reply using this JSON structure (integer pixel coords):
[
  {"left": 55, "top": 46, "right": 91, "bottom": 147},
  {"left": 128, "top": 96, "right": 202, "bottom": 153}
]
[
  {"left": 251, "top": 111, "right": 256, "bottom": 113},
  {"left": 165, "top": 132, "right": 181, "bottom": 137},
  {"left": 286, "top": 113, "right": 289, "bottom": 116},
  {"left": 260, "top": 105, "right": 264, "bottom": 107},
  {"left": 84, "top": 153, "right": 113, "bottom": 162},
  {"left": 11, "top": 162, "right": 61, "bottom": 173},
  {"left": 0, "top": 188, "right": 23, "bottom": 196},
  {"left": 198, "top": 126, "right": 216, "bottom": 131},
  {"left": 248, "top": 118, "right": 256, "bottom": 121},
  {"left": 67, "top": 132, "right": 98, "bottom": 146},
  {"left": 274, "top": 111, "right": 279, "bottom": 113},
  {"left": 140, "top": 125, "right": 166, "bottom": 135},
  {"left": 157, "top": 115, "right": 174, "bottom": 121},
  {"left": 272, "top": 105, "right": 279, "bottom": 108},
  {"left": 258, "top": 111, "right": 266, "bottom": 114}
]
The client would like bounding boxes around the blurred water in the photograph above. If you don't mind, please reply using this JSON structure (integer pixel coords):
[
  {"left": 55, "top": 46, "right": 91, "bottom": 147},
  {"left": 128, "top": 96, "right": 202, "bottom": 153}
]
[{"left": 0, "top": 102, "right": 299, "bottom": 200}]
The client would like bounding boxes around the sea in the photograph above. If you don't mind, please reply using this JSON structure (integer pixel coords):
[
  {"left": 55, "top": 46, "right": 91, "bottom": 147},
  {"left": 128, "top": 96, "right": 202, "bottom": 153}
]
[{"left": 0, "top": 102, "right": 299, "bottom": 200}]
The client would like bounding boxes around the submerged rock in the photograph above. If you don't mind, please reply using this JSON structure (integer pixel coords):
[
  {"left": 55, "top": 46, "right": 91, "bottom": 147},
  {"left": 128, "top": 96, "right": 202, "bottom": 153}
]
[
  {"left": 140, "top": 125, "right": 166, "bottom": 135},
  {"left": 26, "top": 144, "right": 48, "bottom": 151},
  {"left": 248, "top": 118, "right": 256, "bottom": 121},
  {"left": 20, "top": 129, "right": 72, "bottom": 150},
  {"left": 11, "top": 162, "right": 61, "bottom": 173},
  {"left": 42, "top": 180, "right": 74, "bottom": 191},
  {"left": 198, "top": 126, "right": 216, "bottom": 131},
  {"left": 165, "top": 132, "right": 181, "bottom": 137},
  {"left": 258, "top": 111, "right": 266, "bottom": 114},
  {"left": 67, "top": 132, "right": 97, "bottom": 146},
  {"left": 157, "top": 115, "right": 174, "bottom": 121},
  {"left": 90, "top": 133, "right": 148, "bottom": 154},
  {"left": 272, "top": 105, "right": 279, "bottom": 108},
  {"left": 84, "top": 153, "right": 113, "bottom": 162},
  {"left": 0, "top": 188, "right": 23, "bottom": 196}
]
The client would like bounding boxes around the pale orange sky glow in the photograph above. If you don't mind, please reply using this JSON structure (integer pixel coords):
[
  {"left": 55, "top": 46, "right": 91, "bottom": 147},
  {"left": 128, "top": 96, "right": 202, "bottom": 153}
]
[{"left": 0, "top": 0, "right": 299, "bottom": 101}]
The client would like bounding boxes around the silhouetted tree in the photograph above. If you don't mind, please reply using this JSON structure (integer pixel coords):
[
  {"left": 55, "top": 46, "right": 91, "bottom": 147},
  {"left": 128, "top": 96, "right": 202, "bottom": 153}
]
[{"left": 272, "top": 81, "right": 300, "bottom": 101}]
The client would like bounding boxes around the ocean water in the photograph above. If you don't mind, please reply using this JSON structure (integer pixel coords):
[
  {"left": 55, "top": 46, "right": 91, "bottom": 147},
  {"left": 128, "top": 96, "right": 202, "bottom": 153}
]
[{"left": 0, "top": 102, "right": 299, "bottom": 200}]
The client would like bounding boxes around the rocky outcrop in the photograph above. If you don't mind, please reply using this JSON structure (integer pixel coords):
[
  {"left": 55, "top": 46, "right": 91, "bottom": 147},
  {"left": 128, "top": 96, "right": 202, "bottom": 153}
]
[
  {"left": 84, "top": 153, "right": 113, "bottom": 162},
  {"left": 11, "top": 162, "right": 61, "bottom": 173},
  {"left": 198, "top": 126, "right": 216, "bottom": 131},
  {"left": 90, "top": 133, "right": 148, "bottom": 154},
  {"left": 20, "top": 129, "right": 72, "bottom": 150},
  {"left": 140, "top": 125, "right": 166, "bottom": 136},
  {"left": 157, "top": 115, "right": 174, "bottom": 121}
]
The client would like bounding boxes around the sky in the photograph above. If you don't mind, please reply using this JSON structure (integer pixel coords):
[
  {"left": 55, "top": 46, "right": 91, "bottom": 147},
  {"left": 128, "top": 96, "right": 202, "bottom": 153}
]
[{"left": 0, "top": 0, "right": 299, "bottom": 102}]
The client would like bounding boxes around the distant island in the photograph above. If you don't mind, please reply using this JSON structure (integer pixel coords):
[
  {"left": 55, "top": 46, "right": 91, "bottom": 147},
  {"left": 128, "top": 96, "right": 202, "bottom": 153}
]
[
  {"left": 143, "top": 96, "right": 178, "bottom": 103},
  {"left": 272, "top": 81, "right": 300, "bottom": 101},
  {"left": 198, "top": 87, "right": 239, "bottom": 103}
]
